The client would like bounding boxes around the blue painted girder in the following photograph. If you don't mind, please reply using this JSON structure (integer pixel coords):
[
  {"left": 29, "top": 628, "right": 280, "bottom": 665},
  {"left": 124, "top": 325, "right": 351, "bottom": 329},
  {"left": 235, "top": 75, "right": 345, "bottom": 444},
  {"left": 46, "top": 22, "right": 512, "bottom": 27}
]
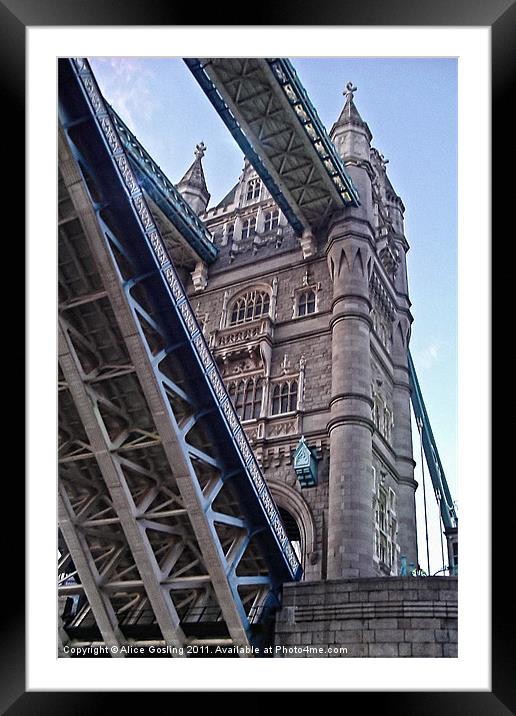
[
  {"left": 109, "top": 107, "right": 218, "bottom": 265},
  {"left": 58, "top": 58, "right": 302, "bottom": 635},
  {"left": 185, "top": 58, "right": 360, "bottom": 235}
]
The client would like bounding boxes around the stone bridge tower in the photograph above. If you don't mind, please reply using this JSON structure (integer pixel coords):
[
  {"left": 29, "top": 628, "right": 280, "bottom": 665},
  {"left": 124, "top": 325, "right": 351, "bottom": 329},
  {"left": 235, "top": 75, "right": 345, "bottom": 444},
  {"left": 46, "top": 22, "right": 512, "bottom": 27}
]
[
  {"left": 184, "top": 83, "right": 417, "bottom": 581},
  {"left": 58, "top": 58, "right": 457, "bottom": 659},
  {"left": 183, "top": 83, "right": 418, "bottom": 584},
  {"left": 325, "top": 83, "right": 418, "bottom": 577}
]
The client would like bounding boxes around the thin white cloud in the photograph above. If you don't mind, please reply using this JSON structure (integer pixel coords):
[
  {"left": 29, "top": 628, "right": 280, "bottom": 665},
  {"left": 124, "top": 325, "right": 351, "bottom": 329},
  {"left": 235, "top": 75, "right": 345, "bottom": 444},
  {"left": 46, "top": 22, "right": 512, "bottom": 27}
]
[
  {"left": 416, "top": 342, "right": 441, "bottom": 370},
  {"left": 90, "top": 58, "right": 156, "bottom": 129}
]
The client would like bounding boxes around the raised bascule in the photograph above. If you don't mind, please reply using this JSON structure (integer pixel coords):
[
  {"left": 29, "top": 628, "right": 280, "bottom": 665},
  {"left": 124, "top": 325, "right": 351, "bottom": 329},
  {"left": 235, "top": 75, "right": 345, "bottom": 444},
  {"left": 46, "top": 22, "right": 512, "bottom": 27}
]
[{"left": 58, "top": 57, "right": 458, "bottom": 658}]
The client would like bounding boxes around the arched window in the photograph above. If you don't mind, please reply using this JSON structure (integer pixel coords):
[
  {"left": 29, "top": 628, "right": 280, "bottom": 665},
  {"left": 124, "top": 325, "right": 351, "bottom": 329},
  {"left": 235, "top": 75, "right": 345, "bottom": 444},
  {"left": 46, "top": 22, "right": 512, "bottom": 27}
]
[
  {"left": 264, "top": 209, "right": 279, "bottom": 233},
  {"left": 271, "top": 381, "right": 298, "bottom": 415},
  {"left": 226, "top": 223, "right": 234, "bottom": 243},
  {"left": 226, "top": 376, "right": 263, "bottom": 421},
  {"left": 229, "top": 290, "right": 270, "bottom": 325},
  {"left": 377, "top": 487, "right": 387, "bottom": 532},
  {"left": 246, "top": 178, "right": 261, "bottom": 201},
  {"left": 241, "top": 216, "right": 256, "bottom": 240},
  {"left": 374, "top": 482, "right": 397, "bottom": 572},
  {"left": 297, "top": 289, "right": 316, "bottom": 317}
]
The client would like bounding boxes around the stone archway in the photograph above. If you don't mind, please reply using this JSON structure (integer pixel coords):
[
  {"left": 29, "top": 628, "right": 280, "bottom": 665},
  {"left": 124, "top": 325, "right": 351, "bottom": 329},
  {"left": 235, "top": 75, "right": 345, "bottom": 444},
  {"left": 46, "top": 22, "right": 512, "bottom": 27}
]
[{"left": 267, "top": 479, "right": 317, "bottom": 579}]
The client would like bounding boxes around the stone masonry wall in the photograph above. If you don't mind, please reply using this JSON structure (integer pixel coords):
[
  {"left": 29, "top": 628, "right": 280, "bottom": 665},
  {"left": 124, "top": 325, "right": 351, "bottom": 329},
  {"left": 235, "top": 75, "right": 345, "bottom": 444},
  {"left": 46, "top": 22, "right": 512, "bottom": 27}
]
[{"left": 274, "top": 577, "right": 457, "bottom": 657}]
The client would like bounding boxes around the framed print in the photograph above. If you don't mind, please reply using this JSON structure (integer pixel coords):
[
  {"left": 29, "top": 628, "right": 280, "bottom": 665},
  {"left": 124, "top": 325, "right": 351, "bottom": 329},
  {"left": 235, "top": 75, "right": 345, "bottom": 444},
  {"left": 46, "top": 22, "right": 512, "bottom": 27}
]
[{"left": 5, "top": 0, "right": 511, "bottom": 710}]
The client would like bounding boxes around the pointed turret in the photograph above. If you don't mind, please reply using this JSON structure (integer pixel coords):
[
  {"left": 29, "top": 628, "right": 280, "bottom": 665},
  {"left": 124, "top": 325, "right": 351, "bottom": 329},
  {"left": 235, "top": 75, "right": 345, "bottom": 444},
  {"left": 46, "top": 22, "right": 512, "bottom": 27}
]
[
  {"left": 330, "top": 82, "right": 372, "bottom": 162},
  {"left": 328, "top": 83, "right": 374, "bottom": 222},
  {"left": 176, "top": 142, "right": 211, "bottom": 214}
]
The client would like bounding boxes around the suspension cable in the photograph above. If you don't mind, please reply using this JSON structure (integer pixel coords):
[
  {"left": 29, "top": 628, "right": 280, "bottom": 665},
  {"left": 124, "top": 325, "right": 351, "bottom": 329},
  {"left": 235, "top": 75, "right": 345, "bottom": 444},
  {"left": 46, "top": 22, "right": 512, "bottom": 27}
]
[{"left": 417, "top": 417, "right": 431, "bottom": 576}]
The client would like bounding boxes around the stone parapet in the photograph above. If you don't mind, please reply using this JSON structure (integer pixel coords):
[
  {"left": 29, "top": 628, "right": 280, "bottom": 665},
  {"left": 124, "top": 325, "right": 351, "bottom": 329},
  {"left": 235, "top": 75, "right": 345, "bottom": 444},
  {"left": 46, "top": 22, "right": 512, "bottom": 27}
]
[{"left": 274, "top": 576, "right": 458, "bottom": 657}]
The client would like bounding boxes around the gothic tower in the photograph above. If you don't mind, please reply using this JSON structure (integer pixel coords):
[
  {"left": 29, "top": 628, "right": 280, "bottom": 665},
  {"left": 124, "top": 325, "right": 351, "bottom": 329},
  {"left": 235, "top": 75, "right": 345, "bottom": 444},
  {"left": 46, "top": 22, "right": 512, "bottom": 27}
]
[
  {"left": 181, "top": 84, "right": 418, "bottom": 582},
  {"left": 58, "top": 57, "right": 457, "bottom": 659}
]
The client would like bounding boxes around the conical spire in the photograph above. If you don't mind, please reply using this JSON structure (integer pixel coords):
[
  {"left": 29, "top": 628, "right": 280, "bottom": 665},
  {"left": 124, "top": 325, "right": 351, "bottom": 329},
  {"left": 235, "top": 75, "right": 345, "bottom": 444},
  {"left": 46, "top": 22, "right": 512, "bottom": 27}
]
[
  {"left": 330, "top": 82, "right": 372, "bottom": 160},
  {"left": 176, "top": 142, "right": 211, "bottom": 214},
  {"left": 336, "top": 82, "right": 366, "bottom": 127}
]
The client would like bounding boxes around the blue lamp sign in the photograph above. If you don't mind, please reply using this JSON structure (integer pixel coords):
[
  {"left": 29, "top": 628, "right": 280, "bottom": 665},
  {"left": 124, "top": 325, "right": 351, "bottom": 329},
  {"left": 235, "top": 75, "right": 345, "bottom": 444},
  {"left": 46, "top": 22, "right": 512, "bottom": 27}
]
[{"left": 293, "top": 436, "right": 318, "bottom": 488}]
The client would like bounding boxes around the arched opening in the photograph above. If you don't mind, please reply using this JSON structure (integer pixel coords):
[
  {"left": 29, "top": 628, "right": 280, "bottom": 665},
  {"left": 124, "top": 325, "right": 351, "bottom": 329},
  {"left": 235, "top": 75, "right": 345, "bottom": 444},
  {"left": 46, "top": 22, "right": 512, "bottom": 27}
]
[
  {"left": 268, "top": 480, "right": 317, "bottom": 579},
  {"left": 279, "top": 506, "right": 302, "bottom": 568},
  {"left": 267, "top": 477, "right": 321, "bottom": 580}
]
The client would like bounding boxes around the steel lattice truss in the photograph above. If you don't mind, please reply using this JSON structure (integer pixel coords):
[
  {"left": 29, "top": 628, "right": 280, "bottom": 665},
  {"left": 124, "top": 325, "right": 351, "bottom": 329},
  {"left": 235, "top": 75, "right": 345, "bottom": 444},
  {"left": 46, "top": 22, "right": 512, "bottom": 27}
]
[
  {"left": 185, "top": 58, "right": 359, "bottom": 235},
  {"left": 57, "top": 58, "right": 301, "bottom": 657},
  {"left": 109, "top": 107, "right": 218, "bottom": 266}
]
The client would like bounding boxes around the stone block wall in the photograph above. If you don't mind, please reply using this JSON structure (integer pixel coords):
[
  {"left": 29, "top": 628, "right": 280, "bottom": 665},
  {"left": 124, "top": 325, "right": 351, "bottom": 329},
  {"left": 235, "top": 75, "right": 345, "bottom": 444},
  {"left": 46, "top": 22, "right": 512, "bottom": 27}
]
[{"left": 273, "top": 576, "right": 457, "bottom": 657}]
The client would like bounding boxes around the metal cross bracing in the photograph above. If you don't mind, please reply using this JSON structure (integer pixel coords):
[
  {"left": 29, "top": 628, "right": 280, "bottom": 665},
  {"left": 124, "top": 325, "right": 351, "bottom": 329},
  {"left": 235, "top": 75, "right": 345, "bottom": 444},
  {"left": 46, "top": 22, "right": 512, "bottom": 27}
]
[
  {"left": 184, "top": 58, "right": 360, "bottom": 237},
  {"left": 57, "top": 57, "right": 301, "bottom": 658},
  {"left": 108, "top": 106, "right": 218, "bottom": 266}
]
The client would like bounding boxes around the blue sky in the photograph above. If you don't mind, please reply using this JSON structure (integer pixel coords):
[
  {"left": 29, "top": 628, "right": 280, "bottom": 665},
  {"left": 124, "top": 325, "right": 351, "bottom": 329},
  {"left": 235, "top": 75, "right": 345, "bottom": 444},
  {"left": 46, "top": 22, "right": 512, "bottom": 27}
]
[{"left": 90, "top": 57, "right": 457, "bottom": 573}]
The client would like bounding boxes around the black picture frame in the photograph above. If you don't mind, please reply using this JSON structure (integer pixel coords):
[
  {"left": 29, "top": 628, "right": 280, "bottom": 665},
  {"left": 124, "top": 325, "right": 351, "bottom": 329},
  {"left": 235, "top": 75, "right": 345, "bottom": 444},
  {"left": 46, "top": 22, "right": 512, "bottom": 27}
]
[{"left": 6, "top": 0, "right": 510, "bottom": 710}]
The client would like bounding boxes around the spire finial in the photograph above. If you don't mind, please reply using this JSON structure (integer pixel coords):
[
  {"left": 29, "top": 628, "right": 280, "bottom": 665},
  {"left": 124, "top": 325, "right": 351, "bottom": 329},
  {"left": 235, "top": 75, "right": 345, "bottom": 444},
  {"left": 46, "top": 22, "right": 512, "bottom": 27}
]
[
  {"left": 195, "top": 141, "right": 206, "bottom": 160},
  {"left": 344, "top": 81, "right": 357, "bottom": 102}
]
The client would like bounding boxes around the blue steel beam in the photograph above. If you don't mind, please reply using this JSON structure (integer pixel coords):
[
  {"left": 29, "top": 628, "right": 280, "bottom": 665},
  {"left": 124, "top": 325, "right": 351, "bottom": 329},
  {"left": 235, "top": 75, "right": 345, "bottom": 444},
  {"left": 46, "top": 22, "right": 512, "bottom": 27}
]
[
  {"left": 184, "top": 58, "right": 360, "bottom": 235},
  {"left": 184, "top": 58, "right": 305, "bottom": 236},
  {"left": 267, "top": 59, "right": 360, "bottom": 207},
  {"left": 59, "top": 57, "right": 302, "bottom": 646},
  {"left": 109, "top": 107, "right": 218, "bottom": 265}
]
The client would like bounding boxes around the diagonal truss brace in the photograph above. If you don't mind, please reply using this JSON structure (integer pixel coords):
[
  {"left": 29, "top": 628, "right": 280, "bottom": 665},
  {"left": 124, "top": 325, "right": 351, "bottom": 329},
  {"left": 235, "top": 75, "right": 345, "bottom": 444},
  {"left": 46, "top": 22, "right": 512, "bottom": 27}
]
[
  {"left": 58, "top": 489, "right": 126, "bottom": 656},
  {"left": 60, "top": 58, "right": 301, "bottom": 581},
  {"left": 58, "top": 134, "right": 255, "bottom": 649},
  {"left": 59, "top": 57, "right": 301, "bottom": 650},
  {"left": 58, "top": 322, "right": 187, "bottom": 650}
]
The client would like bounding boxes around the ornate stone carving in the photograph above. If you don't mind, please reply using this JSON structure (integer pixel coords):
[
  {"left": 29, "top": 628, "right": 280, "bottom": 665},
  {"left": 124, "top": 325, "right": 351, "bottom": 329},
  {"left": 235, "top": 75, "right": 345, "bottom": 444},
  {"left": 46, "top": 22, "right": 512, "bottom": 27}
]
[
  {"left": 379, "top": 243, "right": 399, "bottom": 278},
  {"left": 267, "top": 415, "right": 299, "bottom": 438},
  {"left": 209, "top": 316, "right": 273, "bottom": 376},
  {"left": 369, "top": 270, "right": 395, "bottom": 351},
  {"left": 191, "top": 261, "right": 208, "bottom": 292},
  {"left": 218, "top": 347, "right": 262, "bottom": 377},
  {"left": 243, "top": 421, "right": 265, "bottom": 444},
  {"left": 299, "top": 229, "right": 317, "bottom": 259}
]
